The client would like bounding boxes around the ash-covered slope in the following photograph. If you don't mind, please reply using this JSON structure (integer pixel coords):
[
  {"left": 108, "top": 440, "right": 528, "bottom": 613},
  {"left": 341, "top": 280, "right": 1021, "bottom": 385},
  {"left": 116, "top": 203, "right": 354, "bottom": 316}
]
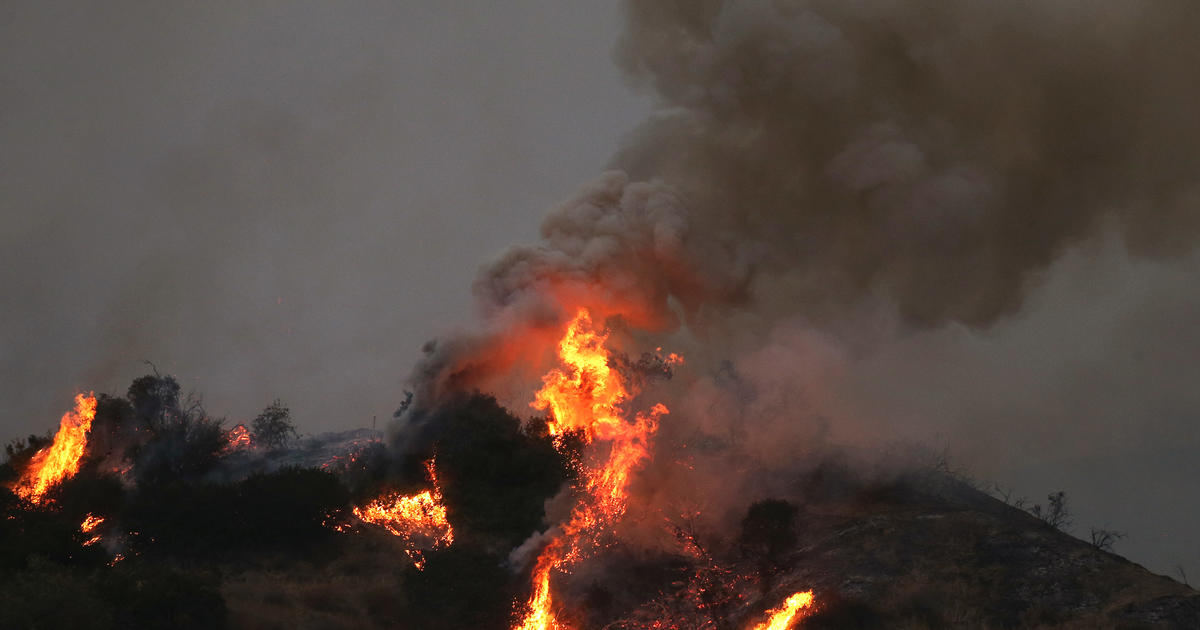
[{"left": 593, "top": 465, "right": 1198, "bottom": 630}]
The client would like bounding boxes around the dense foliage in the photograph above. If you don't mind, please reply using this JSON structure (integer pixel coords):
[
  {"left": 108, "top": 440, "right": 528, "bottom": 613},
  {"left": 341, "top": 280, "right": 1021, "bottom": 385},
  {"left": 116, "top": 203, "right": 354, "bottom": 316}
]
[{"left": 0, "top": 378, "right": 575, "bottom": 629}]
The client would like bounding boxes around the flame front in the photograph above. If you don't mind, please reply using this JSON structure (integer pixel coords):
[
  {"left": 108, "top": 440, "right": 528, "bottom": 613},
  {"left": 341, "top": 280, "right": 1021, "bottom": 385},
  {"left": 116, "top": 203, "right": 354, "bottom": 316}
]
[
  {"left": 516, "top": 308, "right": 670, "bottom": 629},
  {"left": 352, "top": 458, "right": 453, "bottom": 569},
  {"left": 80, "top": 513, "right": 105, "bottom": 547},
  {"left": 750, "top": 591, "right": 815, "bottom": 630},
  {"left": 9, "top": 393, "right": 98, "bottom": 504}
]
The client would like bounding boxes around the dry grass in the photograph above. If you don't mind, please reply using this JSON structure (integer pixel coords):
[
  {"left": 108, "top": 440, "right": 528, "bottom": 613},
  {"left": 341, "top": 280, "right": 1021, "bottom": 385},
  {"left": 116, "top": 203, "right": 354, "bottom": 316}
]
[{"left": 221, "top": 533, "right": 413, "bottom": 630}]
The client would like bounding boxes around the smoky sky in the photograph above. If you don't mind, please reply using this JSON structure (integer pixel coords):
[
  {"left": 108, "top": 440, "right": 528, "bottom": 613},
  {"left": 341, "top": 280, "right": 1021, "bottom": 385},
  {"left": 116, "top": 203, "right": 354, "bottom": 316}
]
[
  {"left": 1, "top": 2, "right": 650, "bottom": 434},
  {"left": 3, "top": 1, "right": 1199, "bottom": 583}
]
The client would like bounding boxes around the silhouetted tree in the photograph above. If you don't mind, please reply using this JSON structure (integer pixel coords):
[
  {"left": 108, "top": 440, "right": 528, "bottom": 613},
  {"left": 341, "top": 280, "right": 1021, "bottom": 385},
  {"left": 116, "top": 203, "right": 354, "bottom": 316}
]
[
  {"left": 124, "top": 374, "right": 225, "bottom": 485},
  {"left": 1089, "top": 527, "right": 1126, "bottom": 552},
  {"left": 127, "top": 374, "right": 182, "bottom": 431},
  {"left": 1030, "top": 491, "right": 1072, "bottom": 531},
  {"left": 251, "top": 399, "right": 296, "bottom": 450}
]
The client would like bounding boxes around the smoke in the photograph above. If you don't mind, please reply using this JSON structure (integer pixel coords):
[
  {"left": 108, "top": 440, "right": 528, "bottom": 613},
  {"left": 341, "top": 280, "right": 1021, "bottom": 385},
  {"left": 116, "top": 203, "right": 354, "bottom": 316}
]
[
  {"left": 401, "top": 0, "right": 1200, "bottom": 577},
  {"left": 614, "top": 0, "right": 1200, "bottom": 328},
  {"left": 414, "top": 0, "right": 1200, "bottom": 395}
]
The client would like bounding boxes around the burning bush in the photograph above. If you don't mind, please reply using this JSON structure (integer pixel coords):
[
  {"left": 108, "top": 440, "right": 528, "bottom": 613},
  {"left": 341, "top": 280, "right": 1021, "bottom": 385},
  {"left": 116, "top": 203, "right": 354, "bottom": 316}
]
[{"left": 402, "top": 392, "right": 578, "bottom": 548}]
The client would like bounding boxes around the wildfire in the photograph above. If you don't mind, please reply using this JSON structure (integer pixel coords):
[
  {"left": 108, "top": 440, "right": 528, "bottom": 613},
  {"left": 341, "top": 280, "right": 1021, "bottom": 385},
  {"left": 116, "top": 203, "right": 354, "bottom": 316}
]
[
  {"left": 750, "top": 591, "right": 815, "bottom": 630},
  {"left": 352, "top": 458, "right": 453, "bottom": 569},
  {"left": 80, "top": 513, "right": 105, "bottom": 547},
  {"left": 516, "top": 308, "right": 671, "bottom": 629},
  {"left": 221, "top": 423, "right": 252, "bottom": 454},
  {"left": 9, "top": 393, "right": 98, "bottom": 504}
]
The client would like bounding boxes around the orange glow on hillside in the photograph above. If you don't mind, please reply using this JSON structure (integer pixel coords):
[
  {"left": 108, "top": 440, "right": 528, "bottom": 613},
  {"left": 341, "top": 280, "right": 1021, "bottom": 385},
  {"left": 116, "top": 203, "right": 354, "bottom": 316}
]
[
  {"left": 515, "top": 308, "right": 672, "bottom": 630},
  {"left": 10, "top": 393, "right": 98, "bottom": 504},
  {"left": 352, "top": 458, "right": 454, "bottom": 569},
  {"left": 750, "top": 590, "right": 815, "bottom": 630}
]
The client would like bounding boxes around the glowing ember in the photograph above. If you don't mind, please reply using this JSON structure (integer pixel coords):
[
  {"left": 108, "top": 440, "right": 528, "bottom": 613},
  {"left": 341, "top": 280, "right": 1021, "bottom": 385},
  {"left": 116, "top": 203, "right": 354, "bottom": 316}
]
[
  {"left": 749, "top": 591, "right": 815, "bottom": 630},
  {"left": 221, "top": 423, "right": 252, "bottom": 454},
  {"left": 80, "top": 513, "right": 105, "bottom": 547},
  {"left": 352, "top": 458, "right": 453, "bottom": 569},
  {"left": 515, "top": 308, "right": 671, "bottom": 629},
  {"left": 9, "top": 393, "right": 98, "bottom": 504},
  {"left": 80, "top": 513, "right": 104, "bottom": 532}
]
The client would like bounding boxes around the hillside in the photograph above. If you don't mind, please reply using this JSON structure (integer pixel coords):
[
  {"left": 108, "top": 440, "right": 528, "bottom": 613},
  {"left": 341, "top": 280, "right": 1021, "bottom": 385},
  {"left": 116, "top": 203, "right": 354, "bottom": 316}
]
[
  {"left": 204, "top": 461, "right": 1200, "bottom": 629},
  {"left": 2, "top": 383, "right": 1195, "bottom": 629}
]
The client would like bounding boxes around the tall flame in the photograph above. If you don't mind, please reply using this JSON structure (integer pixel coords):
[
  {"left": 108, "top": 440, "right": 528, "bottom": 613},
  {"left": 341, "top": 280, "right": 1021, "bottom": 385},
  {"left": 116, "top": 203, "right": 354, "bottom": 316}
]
[
  {"left": 749, "top": 590, "right": 815, "bottom": 630},
  {"left": 516, "top": 308, "right": 670, "bottom": 629},
  {"left": 10, "top": 393, "right": 98, "bottom": 504},
  {"left": 352, "top": 458, "right": 454, "bottom": 570}
]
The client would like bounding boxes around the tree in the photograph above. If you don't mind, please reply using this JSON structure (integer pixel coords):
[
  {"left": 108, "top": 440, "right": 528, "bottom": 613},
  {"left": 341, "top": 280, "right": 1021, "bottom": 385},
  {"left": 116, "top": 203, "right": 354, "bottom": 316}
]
[
  {"left": 124, "top": 373, "right": 226, "bottom": 486},
  {"left": 1030, "top": 491, "right": 1072, "bottom": 531},
  {"left": 1089, "top": 527, "right": 1126, "bottom": 552},
  {"left": 127, "top": 374, "right": 182, "bottom": 431},
  {"left": 251, "top": 399, "right": 296, "bottom": 450}
]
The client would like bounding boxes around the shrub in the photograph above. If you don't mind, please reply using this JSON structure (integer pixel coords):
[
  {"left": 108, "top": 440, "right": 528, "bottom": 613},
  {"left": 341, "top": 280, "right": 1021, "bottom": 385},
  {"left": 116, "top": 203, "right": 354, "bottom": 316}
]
[
  {"left": 408, "top": 393, "right": 576, "bottom": 548},
  {"left": 251, "top": 399, "right": 297, "bottom": 450},
  {"left": 1030, "top": 491, "right": 1073, "bottom": 531},
  {"left": 403, "top": 545, "right": 516, "bottom": 630},
  {"left": 124, "top": 467, "right": 349, "bottom": 561},
  {"left": 1089, "top": 527, "right": 1126, "bottom": 552}
]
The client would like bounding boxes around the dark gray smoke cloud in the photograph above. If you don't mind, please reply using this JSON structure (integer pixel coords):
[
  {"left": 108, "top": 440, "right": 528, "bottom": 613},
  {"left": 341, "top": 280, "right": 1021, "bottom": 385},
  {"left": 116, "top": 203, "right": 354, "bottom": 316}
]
[
  {"left": 407, "top": 0, "right": 1200, "bottom": 580},
  {"left": 613, "top": 0, "right": 1200, "bottom": 328},
  {"left": 416, "top": 0, "right": 1200, "bottom": 392}
]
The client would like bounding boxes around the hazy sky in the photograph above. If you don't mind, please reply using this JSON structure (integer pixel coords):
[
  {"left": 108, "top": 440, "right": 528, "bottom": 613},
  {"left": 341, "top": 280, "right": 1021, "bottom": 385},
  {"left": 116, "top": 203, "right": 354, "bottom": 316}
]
[
  {"left": 2, "top": 2, "right": 1197, "bottom": 582},
  {"left": 2, "top": 1, "right": 650, "bottom": 434}
]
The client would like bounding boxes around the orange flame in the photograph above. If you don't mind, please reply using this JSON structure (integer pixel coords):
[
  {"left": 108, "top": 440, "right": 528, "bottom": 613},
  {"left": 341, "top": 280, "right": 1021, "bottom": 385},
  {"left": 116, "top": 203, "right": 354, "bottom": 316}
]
[
  {"left": 515, "top": 308, "right": 672, "bottom": 629},
  {"left": 352, "top": 458, "right": 454, "bottom": 570},
  {"left": 10, "top": 393, "right": 98, "bottom": 504},
  {"left": 221, "top": 423, "right": 252, "bottom": 454},
  {"left": 80, "top": 513, "right": 105, "bottom": 547},
  {"left": 750, "top": 591, "right": 815, "bottom": 630}
]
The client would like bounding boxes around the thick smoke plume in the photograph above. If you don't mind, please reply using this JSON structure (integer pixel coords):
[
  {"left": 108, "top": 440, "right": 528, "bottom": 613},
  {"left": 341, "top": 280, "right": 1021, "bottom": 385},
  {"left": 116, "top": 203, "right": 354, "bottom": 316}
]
[
  {"left": 409, "top": 0, "right": 1200, "bottom": 412},
  {"left": 398, "top": 0, "right": 1200, "bottom": 579},
  {"left": 615, "top": 0, "right": 1200, "bottom": 327}
]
